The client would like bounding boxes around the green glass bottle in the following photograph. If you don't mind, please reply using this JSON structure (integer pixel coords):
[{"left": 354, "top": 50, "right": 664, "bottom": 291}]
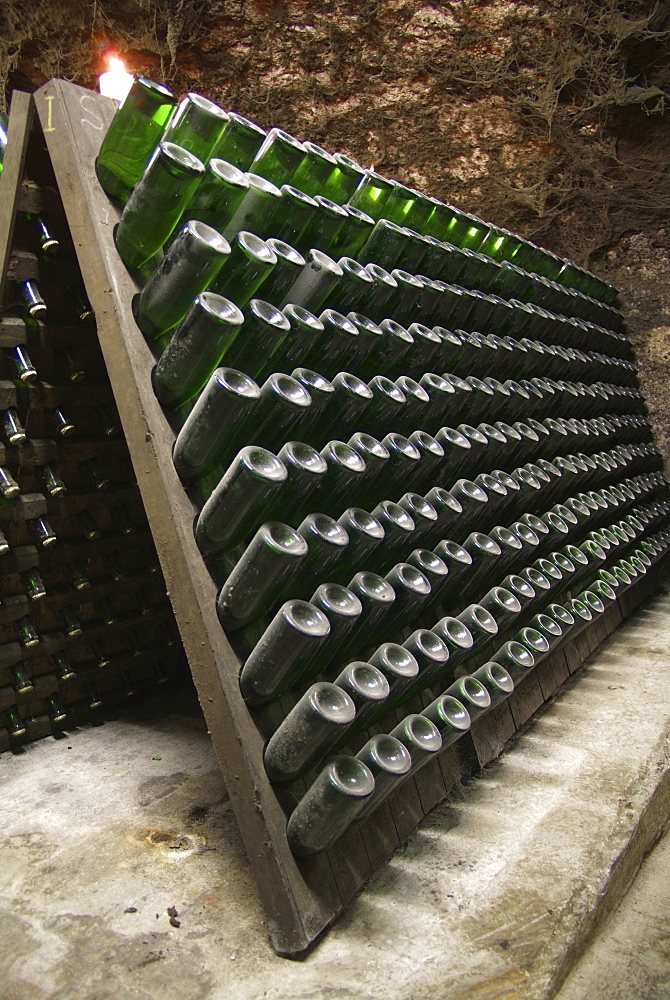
[
  {"left": 339, "top": 572, "right": 397, "bottom": 658},
  {"left": 328, "top": 206, "right": 375, "bottom": 259},
  {"left": 172, "top": 367, "right": 261, "bottom": 477},
  {"left": 2, "top": 407, "right": 25, "bottom": 444},
  {"left": 250, "top": 373, "right": 313, "bottom": 452},
  {"left": 294, "top": 196, "right": 349, "bottom": 255},
  {"left": 290, "top": 141, "right": 337, "bottom": 197},
  {"left": 240, "top": 599, "right": 330, "bottom": 706},
  {"left": 321, "top": 257, "right": 375, "bottom": 315},
  {"left": 277, "top": 249, "right": 343, "bottom": 312},
  {"left": 348, "top": 170, "right": 394, "bottom": 219},
  {"left": 21, "top": 567, "right": 46, "bottom": 601},
  {"left": 95, "top": 76, "right": 177, "bottom": 202},
  {"left": 266, "top": 185, "right": 318, "bottom": 247},
  {"left": 39, "top": 463, "right": 66, "bottom": 497},
  {"left": 152, "top": 292, "right": 244, "bottom": 407},
  {"left": 287, "top": 756, "right": 375, "bottom": 856},
  {"left": 45, "top": 694, "right": 67, "bottom": 724},
  {"left": 213, "top": 111, "right": 267, "bottom": 169},
  {"left": 135, "top": 220, "right": 230, "bottom": 338},
  {"left": 358, "top": 265, "right": 400, "bottom": 323},
  {"left": 170, "top": 158, "right": 249, "bottom": 239},
  {"left": 383, "top": 181, "right": 419, "bottom": 227},
  {"left": 26, "top": 213, "right": 60, "bottom": 255},
  {"left": 52, "top": 650, "right": 76, "bottom": 682},
  {"left": 114, "top": 141, "right": 205, "bottom": 269},
  {"left": 0, "top": 465, "right": 19, "bottom": 498},
  {"left": 220, "top": 172, "right": 282, "bottom": 240},
  {"left": 4, "top": 344, "right": 38, "bottom": 385},
  {"left": 321, "top": 153, "right": 368, "bottom": 204},
  {"left": 216, "top": 521, "right": 309, "bottom": 630},
  {"left": 195, "top": 445, "right": 287, "bottom": 554},
  {"left": 18, "top": 281, "right": 46, "bottom": 318},
  {"left": 161, "top": 92, "right": 228, "bottom": 163},
  {"left": 273, "top": 441, "right": 329, "bottom": 521},
  {"left": 263, "top": 682, "right": 356, "bottom": 782},
  {"left": 307, "top": 583, "right": 363, "bottom": 674},
  {"left": 279, "top": 304, "right": 324, "bottom": 368},
  {"left": 312, "top": 440, "right": 368, "bottom": 516},
  {"left": 219, "top": 297, "right": 291, "bottom": 382},
  {"left": 258, "top": 239, "right": 307, "bottom": 306},
  {"left": 30, "top": 517, "right": 57, "bottom": 547},
  {"left": 305, "top": 309, "right": 359, "bottom": 378},
  {"left": 0, "top": 708, "right": 27, "bottom": 739},
  {"left": 359, "top": 318, "right": 414, "bottom": 378},
  {"left": 359, "top": 219, "right": 411, "bottom": 270},
  {"left": 342, "top": 309, "right": 383, "bottom": 362},
  {"left": 208, "top": 231, "right": 277, "bottom": 307},
  {"left": 290, "top": 368, "right": 335, "bottom": 441},
  {"left": 249, "top": 128, "right": 306, "bottom": 186}
]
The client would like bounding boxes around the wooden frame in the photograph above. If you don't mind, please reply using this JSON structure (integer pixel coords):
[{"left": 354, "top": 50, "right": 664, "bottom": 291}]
[{"left": 30, "top": 80, "right": 664, "bottom": 955}]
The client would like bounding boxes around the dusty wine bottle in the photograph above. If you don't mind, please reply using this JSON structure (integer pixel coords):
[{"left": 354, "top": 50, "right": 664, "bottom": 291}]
[
  {"left": 95, "top": 77, "right": 177, "bottom": 201},
  {"left": 207, "top": 231, "right": 277, "bottom": 307},
  {"left": 195, "top": 446, "right": 288, "bottom": 554},
  {"left": 152, "top": 293, "right": 244, "bottom": 407},
  {"left": 21, "top": 568, "right": 46, "bottom": 601},
  {"left": 421, "top": 694, "right": 471, "bottom": 745},
  {"left": 353, "top": 736, "right": 411, "bottom": 819},
  {"left": 321, "top": 153, "right": 368, "bottom": 204},
  {"left": 214, "top": 112, "right": 266, "bottom": 169},
  {"left": 172, "top": 368, "right": 261, "bottom": 477},
  {"left": 338, "top": 571, "right": 397, "bottom": 658},
  {"left": 287, "top": 756, "right": 375, "bottom": 856},
  {"left": 264, "top": 681, "right": 356, "bottom": 782},
  {"left": 114, "top": 142, "right": 206, "bottom": 269},
  {"left": 161, "top": 92, "right": 228, "bottom": 163},
  {"left": 272, "top": 440, "right": 329, "bottom": 521},
  {"left": 0, "top": 466, "right": 19, "bottom": 498},
  {"left": 239, "top": 599, "right": 331, "bottom": 704},
  {"left": 277, "top": 248, "right": 343, "bottom": 313},
  {"left": 135, "top": 221, "right": 231, "bottom": 338},
  {"left": 216, "top": 522, "right": 308, "bottom": 629},
  {"left": 249, "top": 128, "right": 306, "bottom": 187},
  {"left": 307, "top": 582, "right": 364, "bottom": 674},
  {"left": 289, "top": 512, "right": 350, "bottom": 597}
]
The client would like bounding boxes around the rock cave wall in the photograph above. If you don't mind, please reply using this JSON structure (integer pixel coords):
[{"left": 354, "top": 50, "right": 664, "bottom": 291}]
[{"left": 2, "top": 0, "right": 669, "bottom": 457}]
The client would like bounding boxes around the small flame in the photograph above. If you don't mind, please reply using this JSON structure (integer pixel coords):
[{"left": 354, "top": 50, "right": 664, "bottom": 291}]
[
  {"left": 107, "top": 55, "right": 127, "bottom": 74},
  {"left": 369, "top": 162, "right": 375, "bottom": 171},
  {"left": 99, "top": 52, "right": 134, "bottom": 103}
]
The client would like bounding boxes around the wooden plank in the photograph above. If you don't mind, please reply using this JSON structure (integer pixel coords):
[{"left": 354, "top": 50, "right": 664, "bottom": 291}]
[
  {"left": 0, "top": 91, "right": 33, "bottom": 304},
  {"left": 508, "top": 669, "right": 544, "bottom": 729},
  {"left": 33, "top": 80, "right": 338, "bottom": 958},
  {"left": 6, "top": 250, "right": 39, "bottom": 282}
]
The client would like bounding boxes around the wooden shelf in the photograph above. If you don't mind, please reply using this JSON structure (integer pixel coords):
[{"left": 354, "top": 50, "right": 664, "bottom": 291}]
[{"left": 27, "top": 79, "right": 667, "bottom": 957}]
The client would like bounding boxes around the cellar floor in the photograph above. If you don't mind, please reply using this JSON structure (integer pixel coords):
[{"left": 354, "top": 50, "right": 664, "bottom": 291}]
[{"left": 2, "top": 593, "right": 670, "bottom": 1000}]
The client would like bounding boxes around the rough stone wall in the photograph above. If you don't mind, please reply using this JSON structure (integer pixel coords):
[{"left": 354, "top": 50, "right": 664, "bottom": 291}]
[{"left": 2, "top": 0, "right": 669, "bottom": 455}]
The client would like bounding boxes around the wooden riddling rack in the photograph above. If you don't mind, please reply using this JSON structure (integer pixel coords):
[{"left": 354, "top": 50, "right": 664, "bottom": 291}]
[
  {"left": 28, "top": 79, "right": 669, "bottom": 956},
  {"left": 0, "top": 91, "right": 184, "bottom": 753}
]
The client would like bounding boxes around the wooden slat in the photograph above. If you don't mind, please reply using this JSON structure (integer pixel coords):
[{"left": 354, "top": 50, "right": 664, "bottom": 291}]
[
  {"left": 26, "top": 79, "right": 665, "bottom": 958},
  {"left": 0, "top": 92, "right": 33, "bottom": 304},
  {"left": 33, "top": 79, "right": 337, "bottom": 958}
]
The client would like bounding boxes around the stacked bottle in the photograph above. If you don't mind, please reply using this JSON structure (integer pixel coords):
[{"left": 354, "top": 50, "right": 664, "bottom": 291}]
[
  {"left": 0, "top": 108, "right": 184, "bottom": 752},
  {"left": 94, "top": 76, "right": 669, "bottom": 859}
]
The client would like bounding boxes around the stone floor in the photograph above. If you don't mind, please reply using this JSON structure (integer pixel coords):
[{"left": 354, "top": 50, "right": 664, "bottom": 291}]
[{"left": 3, "top": 594, "right": 670, "bottom": 1000}]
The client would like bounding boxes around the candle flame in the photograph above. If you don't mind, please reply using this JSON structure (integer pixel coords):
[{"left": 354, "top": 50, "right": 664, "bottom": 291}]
[
  {"left": 370, "top": 162, "right": 375, "bottom": 170},
  {"left": 99, "top": 53, "right": 134, "bottom": 102},
  {"left": 107, "top": 55, "right": 128, "bottom": 74}
]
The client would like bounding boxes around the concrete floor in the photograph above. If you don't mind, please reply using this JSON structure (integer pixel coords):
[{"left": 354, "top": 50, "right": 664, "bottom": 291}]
[
  {"left": 556, "top": 825, "right": 670, "bottom": 1000},
  {"left": 3, "top": 594, "right": 670, "bottom": 1000}
]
